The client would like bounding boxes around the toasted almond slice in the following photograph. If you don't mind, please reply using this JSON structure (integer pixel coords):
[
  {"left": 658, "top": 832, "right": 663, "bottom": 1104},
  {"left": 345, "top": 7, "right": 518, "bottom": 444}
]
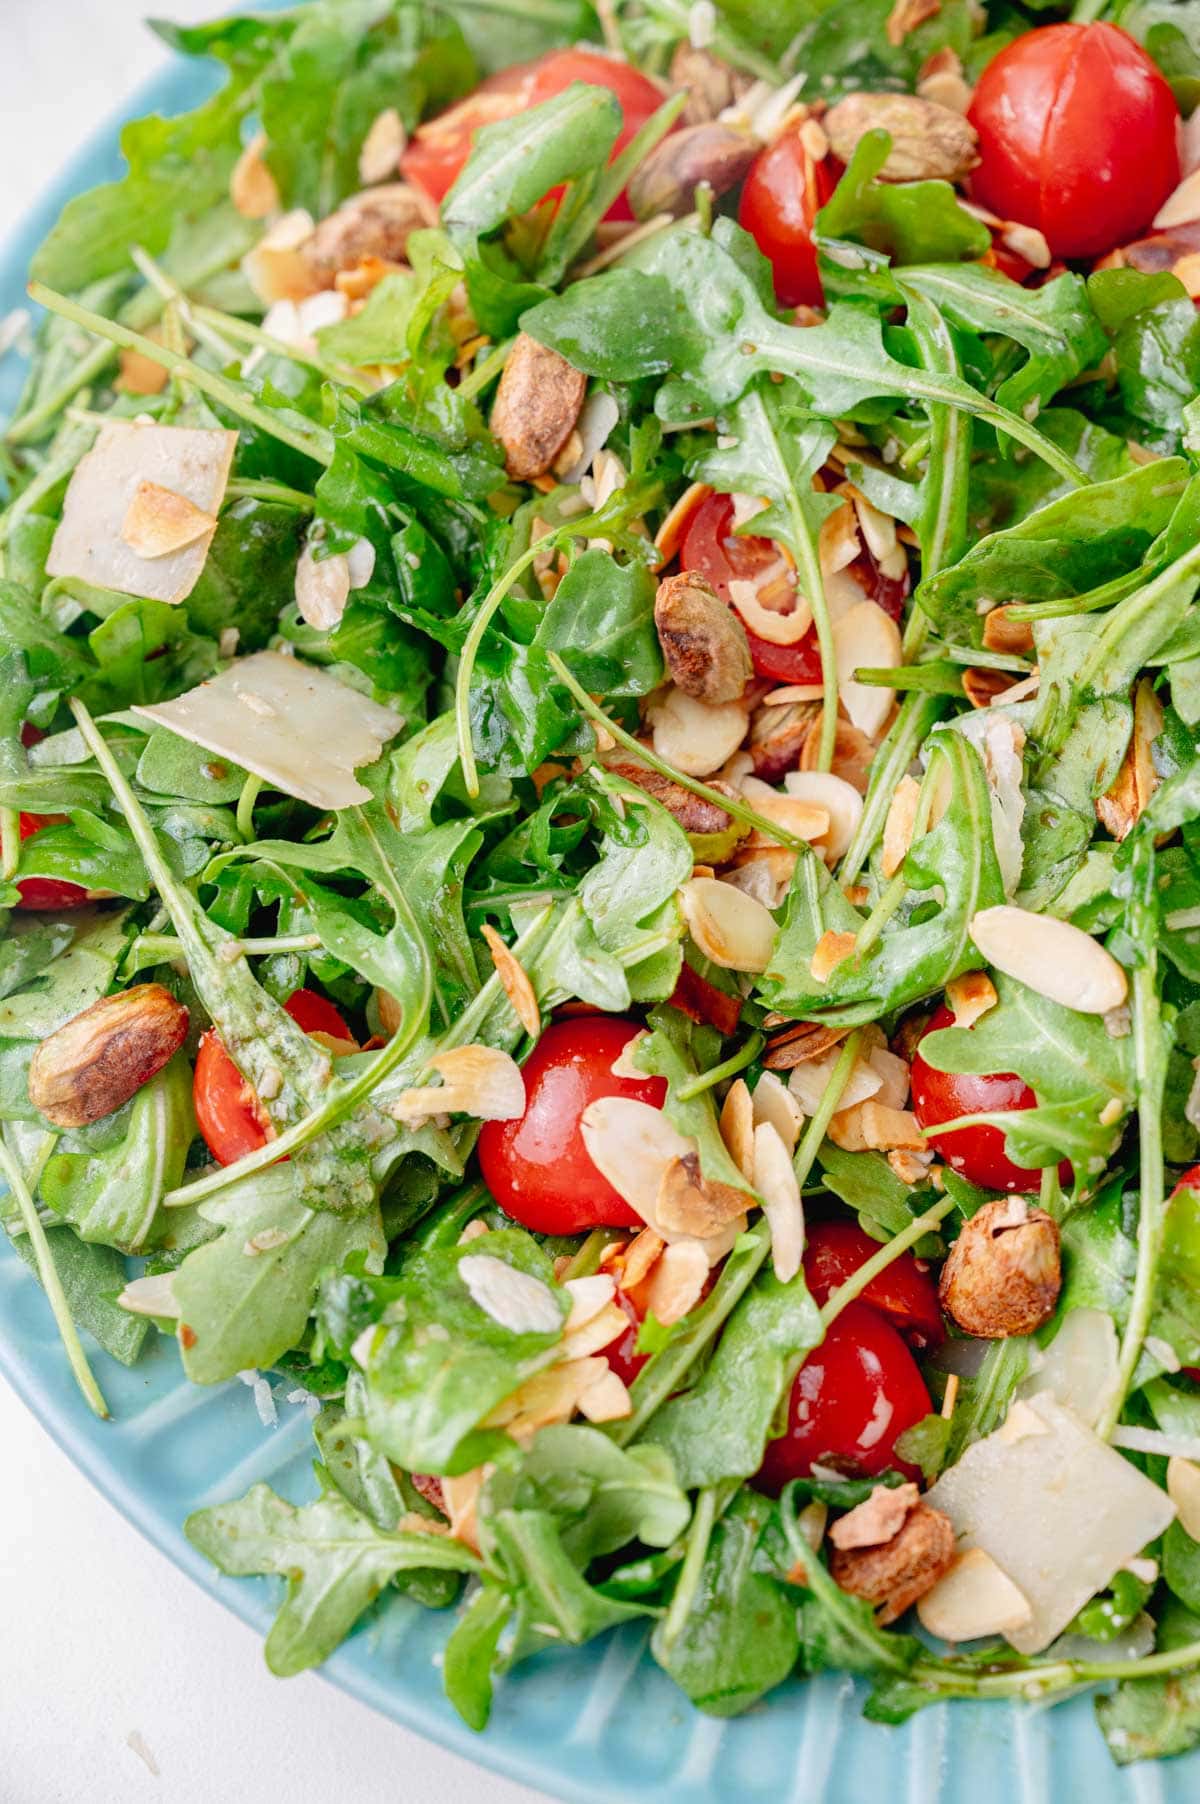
[
  {"left": 740, "top": 775, "right": 830, "bottom": 846},
  {"left": 359, "top": 107, "right": 406, "bottom": 185},
  {"left": 242, "top": 208, "right": 323, "bottom": 305},
  {"left": 620, "top": 1226, "right": 667, "bottom": 1293},
  {"left": 751, "top": 1068, "right": 803, "bottom": 1154},
  {"left": 946, "top": 969, "right": 997, "bottom": 1029},
  {"left": 1154, "top": 166, "right": 1200, "bottom": 230},
  {"left": 295, "top": 542, "right": 351, "bottom": 630},
  {"left": 649, "top": 687, "right": 748, "bottom": 777},
  {"left": 577, "top": 1364, "right": 633, "bottom": 1423},
  {"left": 962, "top": 667, "right": 1013, "bottom": 710},
  {"left": 800, "top": 711, "right": 875, "bottom": 794},
  {"left": 560, "top": 1299, "right": 631, "bottom": 1360},
  {"left": 789, "top": 1046, "right": 881, "bottom": 1116},
  {"left": 865, "top": 1045, "right": 910, "bottom": 1111},
  {"left": 754, "top": 1119, "right": 805, "bottom": 1282},
  {"left": 581, "top": 1096, "right": 693, "bottom": 1223},
  {"left": 830, "top": 1481, "right": 920, "bottom": 1551},
  {"left": 1096, "top": 678, "right": 1163, "bottom": 842},
  {"left": 654, "top": 481, "right": 713, "bottom": 565},
  {"left": 641, "top": 1237, "right": 709, "bottom": 1324},
  {"left": 122, "top": 480, "right": 218, "bottom": 559},
  {"left": 882, "top": 773, "right": 921, "bottom": 878},
  {"left": 981, "top": 606, "right": 1034, "bottom": 655},
  {"left": 117, "top": 339, "right": 171, "bottom": 396},
  {"left": 810, "top": 928, "right": 858, "bottom": 984},
  {"left": 729, "top": 578, "right": 813, "bottom": 645},
  {"left": 458, "top": 1252, "right": 562, "bottom": 1334},
  {"left": 119, "top": 1272, "right": 180, "bottom": 1318},
  {"left": 442, "top": 1467, "right": 486, "bottom": 1551},
  {"left": 680, "top": 876, "right": 778, "bottom": 972},
  {"left": 231, "top": 131, "right": 281, "bottom": 219},
  {"left": 782, "top": 770, "right": 864, "bottom": 862},
  {"left": 481, "top": 922, "right": 540, "bottom": 1038},
  {"left": 762, "top": 684, "right": 825, "bottom": 706},
  {"left": 763, "top": 1020, "right": 851, "bottom": 1072},
  {"left": 1167, "top": 1456, "right": 1200, "bottom": 1541},
  {"left": 857, "top": 1101, "right": 926, "bottom": 1152},
  {"left": 561, "top": 1273, "right": 617, "bottom": 1333},
  {"left": 833, "top": 601, "right": 901, "bottom": 738},
  {"left": 490, "top": 1358, "right": 603, "bottom": 1434},
  {"left": 819, "top": 499, "right": 861, "bottom": 575},
  {"left": 969, "top": 905, "right": 1128, "bottom": 1015},
  {"left": 390, "top": 1044, "right": 525, "bottom": 1123},
  {"left": 917, "top": 1548, "right": 1033, "bottom": 1642},
  {"left": 458, "top": 1218, "right": 490, "bottom": 1244},
  {"left": 656, "top": 1151, "right": 753, "bottom": 1237},
  {"left": 720, "top": 1077, "right": 756, "bottom": 1181}
]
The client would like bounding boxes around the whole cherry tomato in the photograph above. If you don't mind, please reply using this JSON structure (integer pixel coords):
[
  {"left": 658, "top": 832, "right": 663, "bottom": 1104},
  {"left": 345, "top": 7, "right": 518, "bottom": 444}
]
[
  {"left": 477, "top": 1016, "right": 667, "bottom": 1234},
  {"left": 738, "top": 130, "right": 837, "bottom": 308},
  {"left": 401, "top": 50, "right": 669, "bottom": 220},
  {"left": 756, "top": 1300, "right": 932, "bottom": 1491},
  {"left": 13, "top": 814, "right": 90, "bottom": 912},
  {"left": 969, "top": 23, "right": 1180, "bottom": 260},
  {"left": 803, "top": 1218, "right": 944, "bottom": 1348},
  {"left": 680, "top": 491, "right": 823, "bottom": 685},
  {"left": 600, "top": 1290, "right": 648, "bottom": 1387},
  {"left": 911, "top": 1004, "right": 1069, "bottom": 1193},
  {"left": 192, "top": 989, "right": 355, "bottom": 1167}
]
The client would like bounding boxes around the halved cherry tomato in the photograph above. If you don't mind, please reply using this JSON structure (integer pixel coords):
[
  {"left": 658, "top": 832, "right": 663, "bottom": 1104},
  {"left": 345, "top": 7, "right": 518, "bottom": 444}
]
[
  {"left": 756, "top": 1300, "right": 932, "bottom": 1491},
  {"left": 477, "top": 1016, "right": 667, "bottom": 1235},
  {"left": 803, "top": 1218, "right": 944, "bottom": 1348},
  {"left": 911, "top": 1004, "right": 1070, "bottom": 1193},
  {"left": 680, "top": 491, "right": 823, "bottom": 685},
  {"left": 192, "top": 989, "right": 354, "bottom": 1167},
  {"left": 600, "top": 1289, "right": 648, "bottom": 1387},
  {"left": 401, "top": 50, "right": 669, "bottom": 221},
  {"left": 969, "top": 23, "right": 1180, "bottom": 261},
  {"left": 13, "top": 813, "right": 90, "bottom": 912},
  {"left": 738, "top": 129, "right": 837, "bottom": 309}
]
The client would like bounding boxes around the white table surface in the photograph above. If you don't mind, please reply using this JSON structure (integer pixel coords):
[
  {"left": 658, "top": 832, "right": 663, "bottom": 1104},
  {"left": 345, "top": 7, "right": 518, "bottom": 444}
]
[{"left": 0, "top": 7, "right": 547, "bottom": 1801}]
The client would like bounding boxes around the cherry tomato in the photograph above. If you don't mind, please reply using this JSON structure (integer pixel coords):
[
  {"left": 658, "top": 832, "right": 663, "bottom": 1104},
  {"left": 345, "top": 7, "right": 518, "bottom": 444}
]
[
  {"left": 911, "top": 1004, "right": 1070, "bottom": 1193},
  {"left": 738, "top": 130, "right": 837, "bottom": 308},
  {"left": 600, "top": 1290, "right": 648, "bottom": 1387},
  {"left": 969, "top": 24, "right": 1180, "bottom": 261},
  {"left": 401, "top": 51, "right": 669, "bottom": 220},
  {"left": 192, "top": 990, "right": 354, "bottom": 1167},
  {"left": 13, "top": 813, "right": 90, "bottom": 912},
  {"left": 756, "top": 1300, "right": 932, "bottom": 1491},
  {"left": 477, "top": 1016, "right": 667, "bottom": 1234},
  {"left": 803, "top": 1218, "right": 944, "bottom": 1348},
  {"left": 680, "top": 491, "right": 823, "bottom": 684}
]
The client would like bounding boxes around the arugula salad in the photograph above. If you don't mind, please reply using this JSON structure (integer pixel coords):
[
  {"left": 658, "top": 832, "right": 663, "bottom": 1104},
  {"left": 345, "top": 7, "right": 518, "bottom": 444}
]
[{"left": 8, "top": 0, "right": 1200, "bottom": 1766}]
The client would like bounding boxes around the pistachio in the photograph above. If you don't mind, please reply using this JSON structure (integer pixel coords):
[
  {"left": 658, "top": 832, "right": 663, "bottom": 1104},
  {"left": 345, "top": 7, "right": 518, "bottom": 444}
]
[
  {"left": 489, "top": 332, "right": 587, "bottom": 482},
  {"left": 628, "top": 122, "right": 760, "bottom": 222},
  {"left": 302, "top": 184, "right": 429, "bottom": 285},
  {"left": 831, "top": 1500, "right": 957, "bottom": 1625},
  {"left": 605, "top": 759, "right": 735, "bottom": 838},
  {"left": 823, "top": 92, "right": 979, "bottom": 184},
  {"left": 668, "top": 41, "right": 751, "bottom": 125},
  {"left": 28, "top": 984, "right": 189, "bottom": 1128},
  {"left": 939, "top": 1196, "right": 1061, "bottom": 1338},
  {"left": 654, "top": 571, "right": 754, "bottom": 703},
  {"left": 748, "top": 698, "right": 819, "bottom": 781}
]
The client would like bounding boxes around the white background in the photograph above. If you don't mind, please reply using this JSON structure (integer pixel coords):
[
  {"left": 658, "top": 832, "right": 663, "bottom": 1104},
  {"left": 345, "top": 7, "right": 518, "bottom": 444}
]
[{"left": 0, "top": 6, "right": 545, "bottom": 1802}]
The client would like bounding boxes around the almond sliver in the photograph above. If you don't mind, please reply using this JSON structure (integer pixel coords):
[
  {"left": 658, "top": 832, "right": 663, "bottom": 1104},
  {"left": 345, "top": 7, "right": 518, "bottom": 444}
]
[
  {"left": 917, "top": 1548, "right": 1033, "bottom": 1642},
  {"left": 680, "top": 876, "right": 778, "bottom": 973},
  {"left": 754, "top": 1119, "right": 805, "bottom": 1282},
  {"left": 121, "top": 480, "right": 217, "bottom": 560},
  {"left": 968, "top": 905, "right": 1128, "bottom": 1016},
  {"left": 481, "top": 923, "right": 540, "bottom": 1038},
  {"left": 641, "top": 1237, "right": 708, "bottom": 1325}
]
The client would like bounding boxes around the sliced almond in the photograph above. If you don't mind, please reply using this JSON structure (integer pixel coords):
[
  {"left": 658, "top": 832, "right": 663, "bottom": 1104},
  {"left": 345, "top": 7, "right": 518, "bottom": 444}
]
[
  {"left": 754, "top": 1119, "right": 805, "bottom": 1282},
  {"left": 458, "top": 1252, "right": 562, "bottom": 1335},
  {"left": 946, "top": 969, "right": 997, "bottom": 1029},
  {"left": 118, "top": 1272, "right": 180, "bottom": 1319},
  {"left": 294, "top": 542, "right": 351, "bottom": 630},
  {"left": 866, "top": 1044, "right": 910, "bottom": 1110},
  {"left": 679, "top": 876, "right": 778, "bottom": 972},
  {"left": 490, "top": 1356, "right": 607, "bottom": 1435},
  {"left": 641, "top": 1236, "right": 709, "bottom": 1324},
  {"left": 968, "top": 905, "right": 1128, "bottom": 1015},
  {"left": 560, "top": 1299, "right": 632, "bottom": 1360},
  {"left": 1097, "top": 678, "right": 1163, "bottom": 842},
  {"left": 830, "top": 1481, "right": 920, "bottom": 1551},
  {"left": 801, "top": 712, "right": 875, "bottom": 794},
  {"left": 577, "top": 1364, "right": 632, "bottom": 1423},
  {"left": 481, "top": 923, "right": 540, "bottom": 1038},
  {"left": 740, "top": 775, "right": 829, "bottom": 847},
  {"left": 882, "top": 773, "right": 921, "bottom": 877},
  {"left": 390, "top": 1044, "right": 526, "bottom": 1123},
  {"left": 441, "top": 1467, "right": 486, "bottom": 1550},
  {"left": 121, "top": 480, "right": 217, "bottom": 560},
  {"left": 619, "top": 1225, "right": 666, "bottom": 1293},
  {"left": 783, "top": 771, "right": 864, "bottom": 863},
  {"left": 788, "top": 1045, "right": 881, "bottom": 1116},
  {"left": 654, "top": 482, "right": 713, "bottom": 565},
  {"left": 242, "top": 208, "right": 323, "bottom": 306},
  {"left": 561, "top": 1273, "right": 617, "bottom": 1334},
  {"left": 655, "top": 1151, "right": 752, "bottom": 1237},
  {"left": 359, "top": 107, "right": 406, "bottom": 185},
  {"left": 917, "top": 1548, "right": 1033, "bottom": 1642},
  {"left": 1167, "top": 1456, "right": 1200, "bottom": 1541},
  {"left": 763, "top": 1020, "right": 851, "bottom": 1072},
  {"left": 751, "top": 1068, "right": 803, "bottom": 1154},
  {"left": 887, "top": 0, "right": 941, "bottom": 48},
  {"left": 857, "top": 1101, "right": 926, "bottom": 1151},
  {"left": 580, "top": 1096, "right": 693, "bottom": 1224},
  {"left": 720, "top": 1078, "right": 756, "bottom": 1181},
  {"left": 833, "top": 601, "right": 901, "bottom": 738},
  {"left": 962, "top": 667, "right": 1013, "bottom": 710},
  {"left": 1154, "top": 167, "right": 1200, "bottom": 230},
  {"left": 981, "top": 606, "right": 1034, "bottom": 656},
  {"left": 231, "top": 132, "right": 281, "bottom": 219},
  {"left": 649, "top": 688, "right": 748, "bottom": 777},
  {"left": 810, "top": 928, "right": 858, "bottom": 984},
  {"left": 728, "top": 577, "right": 813, "bottom": 645}
]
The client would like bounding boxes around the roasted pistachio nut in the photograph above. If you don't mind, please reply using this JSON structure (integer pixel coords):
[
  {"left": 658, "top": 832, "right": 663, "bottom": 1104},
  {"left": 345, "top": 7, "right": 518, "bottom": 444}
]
[
  {"left": 489, "top": 333, "right": 587, "bottom": 482},
  {"left": 604, "top": 759, "right": 734, "bottom": 837},
  {"left": 830, "top": 1501, "right": 957, "bottom": 1625},
  {"left": 668, "top": 41, "right": 751, "bottom": 125},
  {"left": 628, "top": 122, "right": 760, "bottom": 221},
  {"left": 938, "top": 1196, "right": 1061, "bottom": 1338},
  {"left": 302, "top": 183, "right": 428, "bottom": 283},
  {"left": 823, "top": 92, "right": 979, "bottom": 184},
  {"left": 748, "top": 699, "right": 819, "bottom": 781},
  {"left": 28, "top": 983, "right": 189, "bottom": 1129},
  {"left": 654, "top": 571, "right": 753, "bottom": 703}
]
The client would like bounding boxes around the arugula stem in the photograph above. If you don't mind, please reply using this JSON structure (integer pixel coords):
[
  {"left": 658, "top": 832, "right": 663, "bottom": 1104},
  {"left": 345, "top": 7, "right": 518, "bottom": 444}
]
[
  {"left": 1, "top": 806, "right": 19, "bottom": 880},
  {"left": 819, "top": 1194, "right": 956, "bottom": 1328},
  {"left": 28, "top": 283, "right": 334, "bottom": 466},
  {"left": 791, "top": 495, "right": 838, "bottom": 772},
  {"left": 675, "top": 1032, "right": 764, "bottom": 1101},
  {"left": 851, "top": 748, "right": 941, "bottom": 958},
  {"left": 908, "top": 1637, "right": 1200, "bottom": 1701},
  {"left": 457, "top": 338, "right": 512, "bottom": 401},
  {"left": 837, "top": 692, "right": 946, "bottom": 887},
  {"left": 562, "top": 1227, "right": 623, "bottom": 1280},
  {"left": 0, "top": 1138, "right": 109, "bottom": 1420},
  {"left": 658, "top": 1486, "right": 717, "bottom": 1652},
  {"left": 225, "top": 477, "right": 316, "bottom": 512},
  {"left": 546, "top": 652, "right": 821, "bottom": 853},
  {"left": 236, "top": 773, "right": 263, "bottom": 843},
  {"left": 1004, "top": 567, "right": 1145, "bottom": 623},
  {"left": 190, "top": 303, "right": 372, "bottom": 394}
]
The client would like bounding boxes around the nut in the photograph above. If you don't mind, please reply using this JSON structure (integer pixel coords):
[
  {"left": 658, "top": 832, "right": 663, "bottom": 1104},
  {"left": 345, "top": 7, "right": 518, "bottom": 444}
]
[
  {"left": 28, "top": 983, "right": 189, "bottom": 1128},
  {"left": 823, "top": 92, "right": 979, "bottom": 184},
  {"left": 628, "top": 122, "right": 760, "bottom": 221},
  {"left": 489, "top": 332, "right": 587, "bottom": 482},
  {"left": 655, "top": 1150, "right": 752, "bottom": 1237},
  {"left": 830, "top": 1500, "right": 957, "bottom": 1625},
  {"left": 654, "top": 572, "right": 753, "bottom": 704},
  {"left": 605, "top": 759, "right": 734, "bottom": 838},
  {"left": 749, "top": 699, "right": 819, "bottom": 782},
  {"left": 762, "top": 1020, "right": 851, "bottom": 1071},
  {"left": 679, "top": 875, "right": 778, "bottom": 973},
  {"left": 1096, "top": 678, "right": 1163, "bottom": 842},
  {"left": 916, "top": 1547, "right": 1032, "bottom": 1642},
  {"left": 649, "top": 687, "right": 748, "bottom": 777},
  {"left": 981, "top": 605, "right": 1034, "bottom": 656},
  {"left": 938, "top": 1196, "right": 1061, "bottom": 1338},
  {"left": 968, "top": 904, "right": 1128, "bottom": 1016},
  {"left": 668, "top": 41, "right": 751, "bottom": 125},
  {"left": 302, "top": 184, "right": 429, "bottom": 284}
]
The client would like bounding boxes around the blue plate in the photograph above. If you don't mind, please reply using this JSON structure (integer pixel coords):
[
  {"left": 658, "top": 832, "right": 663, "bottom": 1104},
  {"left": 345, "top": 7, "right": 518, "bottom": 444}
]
[{"left": 0, "top": 33, "right": 1194, "bottom": 1804}]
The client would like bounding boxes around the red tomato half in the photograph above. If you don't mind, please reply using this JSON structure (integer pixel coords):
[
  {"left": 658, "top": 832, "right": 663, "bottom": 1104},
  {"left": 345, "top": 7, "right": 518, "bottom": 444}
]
[
  {"left": 911, "top": 1004, "right": 1069, "bottom": 1193},
  {"left": 477, "top": 1016, "right": 667, "bottom": 1235},
  {"left": 600, "top": 1290, "right": 648, "bottom": 1387},
  {"left": 969, "top": 24, "right": 1180, "bottom": 260},
  {"left": 680, "top": 491, "right": 823, "bottom": 685},
  {"left": 739, "top": 130, "right": 837, "bottom": 308},
  {"left": 803, "top": 1218, "right": 944, "bottom": 1348},
  {"left": 401, "top": 50, "right": 668, "bottom": 220},
  {"left": 13, "top": 813, "right": 90, "bottom": 912},
  {"left": 756, "top": 1300, "right": 932, "bottom": 1491},
  {"left": 192, "top": 990, "right": 353, "bottom": 1167}
]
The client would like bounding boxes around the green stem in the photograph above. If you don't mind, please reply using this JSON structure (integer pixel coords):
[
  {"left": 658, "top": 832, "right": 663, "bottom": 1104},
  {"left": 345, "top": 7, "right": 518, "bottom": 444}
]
[
  {"left": 1, "top": 807, "right": 19, "bottom": 881},
  {"left": 791, "top": 489, "right": 838, "bottom": 773},
  {"left": 28, "top": 282, "right": 333, "bottom": 467},
  {"left": 675, "top": 1032, "right": 764, "bottom": 1101},
  {"left": 0, "top": 1138, "right": 109, "bottom": 1419},
  {"left": 546, "top": 652, "right": 821, "bottom": 854},
  {"left": 850, "top": 747, "right": 941, "bottom": 958},
  {"left": 562, "top": 1227, "right": 623, "bottom": 1281},
  {"left": 1069, "top": 0, "right": 1109, "bottom": 21},
  {"left": 225, "top": 477, "right": 316, "bottom": 512},
  {"left": 658, "top": 1487, "right": 717, "bottom": 1652},
  {"left": 236, "top": 773, "right": 263, "bottom": 843},
  {"left": 456, "top": 538, "right": 549, "bottom": 798},
  {"left": 909, "top": 1637, "right": 1200, "bottom": 1702},
  {"left": 457, "top": 338, "right": 512, "bottom": 401},
  {"left": 837, "top": 692, "right": 946, "bottom": 887},
  {"left": 190, "top": 303, "right": 372, "bottom": 394},
  {"left": 820, "top": 1195, "right": 956, "bottom": 1328},
  {"left": 1004, "top": 567, "right": 1145, "bottom": 623}
]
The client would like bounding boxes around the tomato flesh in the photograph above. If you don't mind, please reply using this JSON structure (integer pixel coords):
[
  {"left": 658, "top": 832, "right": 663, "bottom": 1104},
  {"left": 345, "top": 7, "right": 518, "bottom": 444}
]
[
  {"left": 600, "top": 1290, "right": 648, "bottom": 1387},
  {"left": 911, "top": 1004, "right": 1068, "bottom": 1193},
  {"left": 969, "top": 23, "right": 1180, "bottom": 260},
  {"left": 477, "top": 1016, "right": 667, "bottom": 1235},
  {"left": 13, "top": 813, "right": 90, "bottom": 911},
  {"left": 803, "top": 1218, "right": 944, "bottom": 1348},
  {"left": 680, "top": 491, "right": 822, "bottom": 684},
  {"left": 738, "top": 130, "right": 836, "bottom": 308},
  {"left": 756, "top": 1300, "right": 932, "bottom": 1491},
  {"left": 192, "top": 989, "right": 353, "bottom": 1167},
  {"left": 401, "top": 50, "right": 669, "bottom": 220}
]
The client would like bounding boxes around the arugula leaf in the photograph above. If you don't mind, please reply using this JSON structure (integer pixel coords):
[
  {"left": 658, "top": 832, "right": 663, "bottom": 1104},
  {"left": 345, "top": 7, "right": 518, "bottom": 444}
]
[
  {"left": 816, "top": 133, "right": 990, "bottom": 296},
  {"left": 10, "top": 1225, "right": 149, "bottom": 1367},
  {"left": 0, "top": 910, "right": 133, "bottom": 1041},
  {"left": 531, "top": 549, "right": 664, "bottom": 698},
  {"left": 442, "top": 1584, "right": 514, "bottom": 1729},
  {"left": 185, "top": 1481, "right": 479, "bottom": 1676},
  {"left": 444, "top": 82, "right": 621, "bottom": 238},
  {"left": 632, "top": 1006, "right": 761, "bottom": 1201},
  {"left": 1096, "top": 1598, "right": 1200, "bottom": 1763},
  {"left": 184, "top": 499, "right": 306, "bottom": 652}
]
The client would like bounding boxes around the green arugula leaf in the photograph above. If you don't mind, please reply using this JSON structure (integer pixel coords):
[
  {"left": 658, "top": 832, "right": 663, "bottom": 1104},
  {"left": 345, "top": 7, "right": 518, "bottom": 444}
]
[
  {"left": 10, "top": 1225, "right": 148, "bottom": 1366},
  {"left": 816, "top": 132, "right": 989, "bottom": 298},
  {"left": 1096, "top": 1598, "right": 1200, "bottom": 1763}
]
